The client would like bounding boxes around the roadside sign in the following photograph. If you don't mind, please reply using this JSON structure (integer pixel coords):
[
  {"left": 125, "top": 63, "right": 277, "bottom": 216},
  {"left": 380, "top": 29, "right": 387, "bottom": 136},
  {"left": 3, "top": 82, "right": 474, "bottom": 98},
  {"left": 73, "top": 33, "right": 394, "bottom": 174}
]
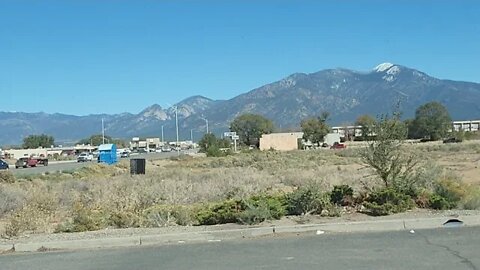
[
  {"left": 232, "top": 135, "right": 239, "bottom": 140},
  {"left": 223, "top": 132, "right": 237, "bottom": 137}
]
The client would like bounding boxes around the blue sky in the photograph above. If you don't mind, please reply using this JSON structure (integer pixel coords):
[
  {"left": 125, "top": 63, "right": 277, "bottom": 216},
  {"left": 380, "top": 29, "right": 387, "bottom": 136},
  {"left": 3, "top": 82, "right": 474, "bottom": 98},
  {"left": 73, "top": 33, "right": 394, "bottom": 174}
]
[{"left": 1, "top": 0, "right": 479, "bottom": 115}]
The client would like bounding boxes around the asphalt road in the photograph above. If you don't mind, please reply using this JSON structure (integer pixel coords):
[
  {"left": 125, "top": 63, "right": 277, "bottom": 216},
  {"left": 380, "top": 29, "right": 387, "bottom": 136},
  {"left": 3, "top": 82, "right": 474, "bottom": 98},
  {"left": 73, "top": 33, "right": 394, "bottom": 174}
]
[
  {"left": 2, "top": 227, "right": 479, "bottom": 270},
  {"left": 9, "top": 151, "right": 184, "bottom": 176}
]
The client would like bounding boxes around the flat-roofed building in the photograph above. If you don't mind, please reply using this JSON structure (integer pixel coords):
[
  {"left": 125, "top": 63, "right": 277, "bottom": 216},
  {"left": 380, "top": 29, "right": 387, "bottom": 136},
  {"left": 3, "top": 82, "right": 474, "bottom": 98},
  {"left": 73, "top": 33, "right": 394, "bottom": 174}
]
[{"left": 259, "top": 132, "right": 303, "bottom": 151}]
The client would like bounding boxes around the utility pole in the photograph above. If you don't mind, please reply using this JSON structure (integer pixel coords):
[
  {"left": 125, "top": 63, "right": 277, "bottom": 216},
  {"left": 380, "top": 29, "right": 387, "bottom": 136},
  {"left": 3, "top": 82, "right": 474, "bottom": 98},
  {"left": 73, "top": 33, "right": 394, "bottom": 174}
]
[
  {"left": 175, "top": 106, "right": 179, "bottom": 155},
  {"left": 190, "top": 129, "right": 193, "bottom": 142},
  {"left": 101, "top": 118, "right": 105, "bottom": 144}
]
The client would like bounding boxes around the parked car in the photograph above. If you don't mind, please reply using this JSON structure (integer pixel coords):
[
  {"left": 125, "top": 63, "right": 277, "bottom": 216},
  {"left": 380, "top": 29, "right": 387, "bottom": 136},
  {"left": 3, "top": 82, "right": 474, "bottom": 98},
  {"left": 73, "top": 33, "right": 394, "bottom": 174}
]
[
  {"left": 443, "top": 137, "right": 463, "bottom": 143},
  {"left": 161, "top": 146, "right": 172, "bottom": 152},
  {"left": 0, "top": 160, "right": 9, "bottom": 170},
  {"left": 330, "top": 142, "right": 347, "bottom": 149},
  {"left": 120, "top": 151, "right": 130, "bottom": 158},
  {"left": 77, "top": 152, "right": 94, "bottom": 162}
]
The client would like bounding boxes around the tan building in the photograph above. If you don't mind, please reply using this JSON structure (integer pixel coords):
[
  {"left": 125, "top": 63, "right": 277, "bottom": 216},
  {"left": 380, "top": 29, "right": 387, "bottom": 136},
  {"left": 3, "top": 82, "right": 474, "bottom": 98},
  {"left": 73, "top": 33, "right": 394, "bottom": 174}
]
[
  {"left": 259, "top": 132, "right": 303, "bottom": 151},
  {"left": 5, "top": 148, "right": 48, "bottom": 159},
  {"left": 130, "top": 137, "right": 162, "bottom": 151}
]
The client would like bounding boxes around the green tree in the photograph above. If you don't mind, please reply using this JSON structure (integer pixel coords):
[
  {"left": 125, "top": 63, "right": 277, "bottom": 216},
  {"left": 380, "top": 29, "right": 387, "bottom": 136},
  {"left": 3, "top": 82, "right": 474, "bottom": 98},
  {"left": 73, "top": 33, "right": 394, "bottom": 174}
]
[
  {"left": 230, "top": 114, "right": 275, "bottom": 146},
  {"left": 198, "top": 133, "right": 231, "bottom": 157},
  {"left": 22, "top": 134, "right": 55, "bottom": 149},
  {"left": 355, "top": 114, "right": 376, "bottom": 140},
  {"left": 78, "top": 134, "right": 127, "bottom": 147},
  {"left": 300, "top": 112, "right": 330, "bottom": 145},
  {"left": 409, "top": 102, "right": 451, "bottom": 141}
]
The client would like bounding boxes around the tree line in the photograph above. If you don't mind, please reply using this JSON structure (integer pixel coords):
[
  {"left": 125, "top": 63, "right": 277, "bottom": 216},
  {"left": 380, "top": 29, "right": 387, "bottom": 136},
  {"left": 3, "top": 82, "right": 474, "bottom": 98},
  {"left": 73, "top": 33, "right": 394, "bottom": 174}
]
[
  {"left": 200, "top": 101, "right": 458, "bottom": 155},
  {"left": 20, "top": 134, "right": 128, "bottom": 149}
]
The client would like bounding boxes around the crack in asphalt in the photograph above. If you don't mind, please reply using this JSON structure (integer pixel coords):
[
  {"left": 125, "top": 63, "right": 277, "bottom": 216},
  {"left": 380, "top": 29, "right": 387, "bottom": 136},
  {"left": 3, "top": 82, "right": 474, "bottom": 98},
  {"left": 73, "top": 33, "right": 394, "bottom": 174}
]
[{"left": 418, "top": 232, "right": 478, "bottom": 270}]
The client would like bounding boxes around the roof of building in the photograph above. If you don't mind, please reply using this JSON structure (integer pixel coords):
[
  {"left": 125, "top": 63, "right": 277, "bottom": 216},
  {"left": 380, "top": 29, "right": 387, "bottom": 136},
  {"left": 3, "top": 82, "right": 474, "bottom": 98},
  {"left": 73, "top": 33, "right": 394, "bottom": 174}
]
[
  {"left": 261, "top": 132, "right": 304, "bottom": 138},
  {"left": 98, "top": 144, "right": 115, "bottom": 151}
]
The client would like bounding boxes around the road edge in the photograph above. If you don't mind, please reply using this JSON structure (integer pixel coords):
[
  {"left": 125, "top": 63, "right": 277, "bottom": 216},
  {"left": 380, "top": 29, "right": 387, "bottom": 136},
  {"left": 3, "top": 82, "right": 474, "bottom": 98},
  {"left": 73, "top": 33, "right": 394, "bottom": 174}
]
[{"left": 2, "top": 214, "right": 479, "bottom": 253}]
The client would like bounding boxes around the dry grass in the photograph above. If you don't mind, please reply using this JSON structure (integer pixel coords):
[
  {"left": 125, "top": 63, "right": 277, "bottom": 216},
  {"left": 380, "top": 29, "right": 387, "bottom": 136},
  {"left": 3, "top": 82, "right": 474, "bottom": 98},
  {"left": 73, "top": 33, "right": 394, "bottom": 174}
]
[{"left": 1, "top": 141, "right": 479, "bottom": 237}]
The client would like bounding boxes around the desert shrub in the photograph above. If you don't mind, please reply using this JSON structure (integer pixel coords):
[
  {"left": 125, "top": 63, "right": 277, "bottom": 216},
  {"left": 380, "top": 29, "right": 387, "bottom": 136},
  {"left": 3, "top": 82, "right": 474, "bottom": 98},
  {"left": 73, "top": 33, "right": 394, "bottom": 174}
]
[
  {"left": 143, "top": 205, "right": 196, "bottom": 227},
  {"left": 414, "top": 189, "right": 433, "bottom": 208},
  {"left": 238, "top": 194, "right": 287, "bottom": 225},
  {"left": 330, "top": 185, "right": 354, "bottom": 206},
  {"left": 56, "top": 203, "right": 107, "bottom": 233},
  {"left": 432, "top": 177, "right": 466, "bottom": 209},
  {"left": 5, "top": 212, "right": 25, "bottom": 237},
  {"left": 0, "top": 171, "right": 15, "bottom": 183},
  {"left": 321, "top": 203, "right": 342, "bottom": 217},
  {"left": 428, "top": 194, "right": 452, "bottom": 210},
  {"left": 360, "top": 110, "right": 426, "bottom": 194},
  {"left": 109, "top": 211, "right": 141, "bottom": 228},
  {"left": 286, "top": 185, "right": 330, "bottom": 215},
  {"left": 195, "top": 194, "right": 287, "bottom": 226},
  {"left": 196, "top": 200, "right": 243, "bottom": 225},
  {"left": 143, "top": 205, "right": 177, "bottom": 227},
  {"left": 3, "top": 184, "right": 58, "bottom": 237},
  {"left": 0, "top": 186, "right": 25, "bottom": 218},
  {"left": 5, "top": 207, "right": 41, "bottom": 237},
  {"left": 172, "top": 206, "right": 197, "bottom": 226},
  {"left": 4, "top": 201, "right": 55, "bottom": 237},
  {"left": 460, "top": 186, "right": 480, "bottom": 210},
  {"left": 238, "top": 202, "right": 273, "bottom": 225},
  {"left": 363, "top": 188, "right": 414, "bottom": 216}
]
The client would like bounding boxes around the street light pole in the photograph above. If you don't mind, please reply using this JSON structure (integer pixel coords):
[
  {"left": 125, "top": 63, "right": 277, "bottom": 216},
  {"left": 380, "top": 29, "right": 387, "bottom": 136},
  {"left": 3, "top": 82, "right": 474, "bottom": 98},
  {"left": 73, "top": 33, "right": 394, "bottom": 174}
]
[
  {"left": 101, "top": 118, "right": 105, "bottom": 144},
  {"left": 161, "top": 125, "right": 164, "bottom": 145},
  {"left": 201, "top": 117, "right": 209, "bottom": 134}
]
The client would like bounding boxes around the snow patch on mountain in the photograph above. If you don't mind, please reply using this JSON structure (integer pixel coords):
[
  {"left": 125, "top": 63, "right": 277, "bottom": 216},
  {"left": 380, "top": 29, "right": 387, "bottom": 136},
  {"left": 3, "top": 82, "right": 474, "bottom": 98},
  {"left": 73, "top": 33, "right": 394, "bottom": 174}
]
[
  {"left": 374, "top": 63, "right": 395, "bottom": 72},
  {"left": 386, "top": 66, "right": 401, "bottom": 75}
]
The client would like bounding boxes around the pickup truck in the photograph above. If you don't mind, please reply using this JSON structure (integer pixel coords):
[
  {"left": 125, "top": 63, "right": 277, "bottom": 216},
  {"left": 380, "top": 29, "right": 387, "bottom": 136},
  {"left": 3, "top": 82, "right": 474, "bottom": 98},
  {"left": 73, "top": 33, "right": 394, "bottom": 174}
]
[{"left": 15, "top": 157, "right": 49, "bottom": 168}]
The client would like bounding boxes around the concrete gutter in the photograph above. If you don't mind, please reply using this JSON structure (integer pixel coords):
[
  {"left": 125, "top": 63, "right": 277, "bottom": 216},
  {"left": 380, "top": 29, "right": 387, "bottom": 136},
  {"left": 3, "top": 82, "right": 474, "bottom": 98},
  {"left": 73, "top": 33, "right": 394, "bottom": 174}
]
[{"left": 2, "top": 214, "right": 479, "bottom": 253}]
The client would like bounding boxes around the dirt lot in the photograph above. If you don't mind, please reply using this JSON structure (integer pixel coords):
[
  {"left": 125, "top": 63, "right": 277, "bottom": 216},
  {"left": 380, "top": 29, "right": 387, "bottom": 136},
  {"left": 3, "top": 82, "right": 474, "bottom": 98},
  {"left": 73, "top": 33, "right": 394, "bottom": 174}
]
[
  {"left": 345, "top": 140, "right": 480, "bottom": 184},
  {"left": 0, "top": 140, "right": 479, "bottom": 238}
]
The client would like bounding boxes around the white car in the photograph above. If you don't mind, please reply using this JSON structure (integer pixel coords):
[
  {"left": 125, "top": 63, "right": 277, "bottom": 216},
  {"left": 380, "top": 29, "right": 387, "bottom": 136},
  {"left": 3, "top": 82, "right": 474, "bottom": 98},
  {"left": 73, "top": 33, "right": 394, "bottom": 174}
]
[{"left": 77, "top": 152, "right": 93, "bottom": 162}]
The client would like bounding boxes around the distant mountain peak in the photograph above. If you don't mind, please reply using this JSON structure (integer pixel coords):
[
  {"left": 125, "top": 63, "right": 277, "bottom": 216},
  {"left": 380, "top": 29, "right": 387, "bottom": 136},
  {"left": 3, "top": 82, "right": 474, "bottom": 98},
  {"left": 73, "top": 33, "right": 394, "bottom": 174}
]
[
  {"left": 176, "top": 95, "right": 212, "bottom": 105},
  {"left": 374, "top": 62, "right": 395, "bottom": 72},
  {"left": 139, "top": 104, "right": 167, "bottom": 120},
  {"left": 373, "top": 63, "right": 403, "bottom": 82}
]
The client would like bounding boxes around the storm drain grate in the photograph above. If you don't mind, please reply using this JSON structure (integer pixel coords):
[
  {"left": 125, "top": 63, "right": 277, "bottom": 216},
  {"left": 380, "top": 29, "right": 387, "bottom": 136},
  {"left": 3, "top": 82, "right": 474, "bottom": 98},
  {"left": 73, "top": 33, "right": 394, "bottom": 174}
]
[{"left": 443, "top": 218, "right": 464, "bottom": 227}]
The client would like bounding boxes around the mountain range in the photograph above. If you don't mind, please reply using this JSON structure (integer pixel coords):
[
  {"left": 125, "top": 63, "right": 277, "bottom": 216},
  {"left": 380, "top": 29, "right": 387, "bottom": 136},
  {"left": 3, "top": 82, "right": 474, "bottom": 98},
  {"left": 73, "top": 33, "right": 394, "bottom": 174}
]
[{"left": 2, "top": 63, "right": 480, "bottom": 145}]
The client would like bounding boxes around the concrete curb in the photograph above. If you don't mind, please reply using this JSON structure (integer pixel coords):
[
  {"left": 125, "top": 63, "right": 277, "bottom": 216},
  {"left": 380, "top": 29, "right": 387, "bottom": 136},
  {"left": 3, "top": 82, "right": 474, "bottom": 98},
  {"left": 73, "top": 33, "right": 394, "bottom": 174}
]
[{"left": 2, "top": 215, "right": 480, "bottom": 253}]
